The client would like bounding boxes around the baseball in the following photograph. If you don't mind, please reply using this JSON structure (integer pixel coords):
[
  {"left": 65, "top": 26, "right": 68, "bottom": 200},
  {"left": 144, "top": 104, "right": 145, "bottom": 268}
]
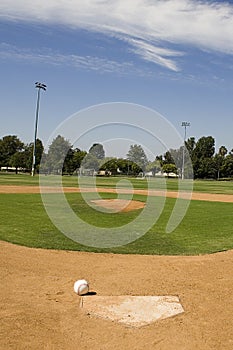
[{"left": 73, "top": 279, "right": 89, "bottom": 295}]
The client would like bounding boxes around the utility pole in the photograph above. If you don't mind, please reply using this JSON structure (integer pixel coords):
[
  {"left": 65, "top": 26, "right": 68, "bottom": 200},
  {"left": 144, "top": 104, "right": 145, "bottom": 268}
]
[
  {"left": 31, "top": 82, "right": 46, "bottom": 176},
  {"left": 181, "top": 121, "right": 190, "bottom": 180}
]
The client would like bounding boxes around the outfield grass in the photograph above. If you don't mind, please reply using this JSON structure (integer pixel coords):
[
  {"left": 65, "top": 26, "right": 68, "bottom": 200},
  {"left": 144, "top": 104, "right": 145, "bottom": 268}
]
[
  {"left": 0, "top": 190, "right": 232, "bottom": 255},
  {"left": 0, "top": 173, "right": 39, "bottom": 186},
  {"left": 1, "top": 173, "right": 233, "bottom": 194}
]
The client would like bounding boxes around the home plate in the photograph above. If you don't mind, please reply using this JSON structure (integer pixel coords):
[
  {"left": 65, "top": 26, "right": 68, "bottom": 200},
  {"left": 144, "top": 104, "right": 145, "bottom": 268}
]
[{"left": 80, "top": 296, "right": 184, "bottom": 327}]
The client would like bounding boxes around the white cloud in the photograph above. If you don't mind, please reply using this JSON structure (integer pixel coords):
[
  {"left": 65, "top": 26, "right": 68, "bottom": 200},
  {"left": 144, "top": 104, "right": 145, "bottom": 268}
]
[
  {"left": 128, "top": 39, "right": 184, "bottom": 72},
  {"left": 0, "top": 43, "right": 147, "bottom": 76},
  {"left": 1, "top": 0, "right": 233, "bottom": 71}
]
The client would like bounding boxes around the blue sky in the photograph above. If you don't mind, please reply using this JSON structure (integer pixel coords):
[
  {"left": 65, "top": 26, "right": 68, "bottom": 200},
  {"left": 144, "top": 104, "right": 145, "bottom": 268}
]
[{"left": 1, "top": 0, "right": 233, "bottom": 159}]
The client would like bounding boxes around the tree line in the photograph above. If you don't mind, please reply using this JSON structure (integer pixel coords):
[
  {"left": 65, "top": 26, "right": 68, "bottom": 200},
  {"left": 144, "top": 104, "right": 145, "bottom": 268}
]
[{"left": 0, "top": 134, "right": 233, "bottom": 179}]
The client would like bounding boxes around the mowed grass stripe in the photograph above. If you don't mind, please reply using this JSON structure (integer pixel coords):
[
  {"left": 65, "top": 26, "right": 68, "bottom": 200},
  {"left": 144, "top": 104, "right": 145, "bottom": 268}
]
[
  {"left": 0, "top": 192, "right": 232, "bottom": 255},
  {"left": 1, "top": 173, "right": 233, "bottom": 194}
]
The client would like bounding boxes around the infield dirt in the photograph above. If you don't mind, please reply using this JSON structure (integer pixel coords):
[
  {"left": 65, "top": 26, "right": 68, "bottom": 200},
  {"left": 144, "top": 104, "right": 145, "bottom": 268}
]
[{"left": 1, "top": 241, "right": 233, "bottom": 349}]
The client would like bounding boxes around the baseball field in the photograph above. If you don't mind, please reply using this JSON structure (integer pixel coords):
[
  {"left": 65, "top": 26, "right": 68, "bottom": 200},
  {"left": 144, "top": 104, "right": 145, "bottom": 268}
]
[{"left": 0, "top": 173, "right": 233, "bottom": 349}]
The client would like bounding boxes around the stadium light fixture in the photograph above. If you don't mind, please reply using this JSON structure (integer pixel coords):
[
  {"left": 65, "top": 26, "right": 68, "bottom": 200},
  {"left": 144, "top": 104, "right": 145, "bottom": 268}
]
[
  {"left": 181, "top": 121, "right": 190, "bottom": 180},
  {"left": 31, "top": 82, "right": 47, "bottom": 176}
]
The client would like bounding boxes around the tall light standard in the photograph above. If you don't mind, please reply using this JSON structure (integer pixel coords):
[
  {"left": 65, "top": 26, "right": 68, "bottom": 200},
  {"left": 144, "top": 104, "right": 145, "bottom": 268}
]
[
  {"left": 31, "top": 82, "right": 46, "bottom": 176},
  {"left": 181, "top": 121, "right": 190, "bottom": 180}
]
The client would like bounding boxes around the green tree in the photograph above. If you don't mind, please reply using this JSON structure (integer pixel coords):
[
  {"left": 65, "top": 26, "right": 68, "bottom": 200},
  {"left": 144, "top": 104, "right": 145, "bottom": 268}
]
[
  {"left": 146, "top": 160, "right": 161, "bottom": 176},
  {"left": 26, "top": 139, "right": 44, "bottom": 174},
  {"left": 44, "top": 135, "right": 72, "bottom": 174},
  {"left": 214, "top": 146, "right": 228, "bottom": 179},
  {"left": 162, "top": 163, "right": 178, "bottom": 176},
  {"left": 169, "top": 147, "right": 183, "bottom": 175},
  {"left": 155, "top": 155, "right": 163, "bottom": 166},
  {"left": 163, "top": 151, "right": 175, "bottom": 165},
  {"left": 63, "top": 148, "right": 75, "bottom": 174},
  {"left": 9, "top": 152, "right": 25, "bottom": 174},
  {"left": 89, "top": 143, "right": 105, "bottom": 160},
  {"left": 221, "top": 154, "right": 233, "bottom": 178},
  {"left": 100, "top": 158, "right": 119, "bottom": 175},
  {"left": 0, "top": 135, "right": 24, "bottom": 168},
  {"left": 193, "top": 136, "right": 215, "bottom": 159},
  {"left": 192, "top": 136, "right": 215, "bottom": 178},
  {"left": 81, "top": 153, "right": 99, "bottom": 171},
  {"left": 127, "top": 144, "right": 148, "bottom": 173},
  {"left": 185, "top": 137, "right": 196, "bottom": 160},
  {"left": 117, "top": 158, "right": 133, "bottom": 175},
  {"left": 72, "top": 148, "right": 87, "bottom": 172},
  {"left": 219, "top": 145, "right": 227, "bottom": 157},
  {"left": 195, "top": 157, "right": 216, "bottom": 179},
  {"left": 62, "top": 148, "right": 87, "bottom": 175}
]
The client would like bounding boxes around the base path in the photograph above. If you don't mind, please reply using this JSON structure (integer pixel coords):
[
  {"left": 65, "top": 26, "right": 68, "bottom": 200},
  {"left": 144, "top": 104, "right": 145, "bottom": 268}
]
[{"left": 0, "top": 185, "right": 233, "bottom": 202}]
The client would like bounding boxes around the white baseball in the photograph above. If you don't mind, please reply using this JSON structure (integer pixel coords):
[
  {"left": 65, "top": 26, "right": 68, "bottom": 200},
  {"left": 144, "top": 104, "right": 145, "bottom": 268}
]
[{"left": 74, "top": 279, "right": 89, "bottom": 295}]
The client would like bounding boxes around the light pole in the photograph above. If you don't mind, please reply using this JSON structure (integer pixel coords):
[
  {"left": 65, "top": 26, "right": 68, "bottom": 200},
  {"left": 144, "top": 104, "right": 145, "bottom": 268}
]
[
  {"left": 31, "top": 82, "right": 46, "bottom": 176},
  {"left": 181, "top": 121, "right": 190, "bottom": 180}
]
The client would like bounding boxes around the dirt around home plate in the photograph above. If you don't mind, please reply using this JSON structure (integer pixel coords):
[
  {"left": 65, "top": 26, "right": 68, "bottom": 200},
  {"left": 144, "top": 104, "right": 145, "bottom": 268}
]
[
  {"left": 1, "top": 185, "right": 233, "bottom": 349},
  {"left": 1, "top": 241, "right": 233, "bottom": 350}
]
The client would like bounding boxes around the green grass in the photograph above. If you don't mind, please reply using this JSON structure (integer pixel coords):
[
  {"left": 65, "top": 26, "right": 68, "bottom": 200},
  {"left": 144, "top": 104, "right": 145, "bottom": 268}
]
[
  {"left": 0, "top": 173, "right": 39, "bottom": 186},
  {"left": 1, "top": 173, "right": 233, "bottom": 194},
  {"left": 1, "top": 173, "right": 232, "bottom": 255},
  {"left": 0, "top": 191, "right": 232, "bottom": 255}
]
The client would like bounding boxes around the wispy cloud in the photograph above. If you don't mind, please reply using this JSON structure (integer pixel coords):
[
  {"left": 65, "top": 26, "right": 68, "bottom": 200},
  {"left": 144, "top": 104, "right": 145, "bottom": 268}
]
[
  {"left": 0, "top": 43, "right": 148, "bottom": 76},
  {"left": 1, "top": 0, "right": 233, "bottom": 71},
  {"left": 128, "top": 39, "right": 184, "bottom": 72}
]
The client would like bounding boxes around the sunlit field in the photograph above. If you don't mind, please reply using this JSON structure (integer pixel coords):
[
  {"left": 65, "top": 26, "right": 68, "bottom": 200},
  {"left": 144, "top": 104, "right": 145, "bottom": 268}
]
[
  {"left": 0, "top": 173, "right": 233, "bottom": 194},
  {"left": 0, "top": 173, "right": 232, "bottom": 255}
]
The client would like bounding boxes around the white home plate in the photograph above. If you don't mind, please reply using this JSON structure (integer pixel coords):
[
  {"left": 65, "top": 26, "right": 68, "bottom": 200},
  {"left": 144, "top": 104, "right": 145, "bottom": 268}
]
[{"left": 80, "top": 296, "right": 184, "bottom": 327}]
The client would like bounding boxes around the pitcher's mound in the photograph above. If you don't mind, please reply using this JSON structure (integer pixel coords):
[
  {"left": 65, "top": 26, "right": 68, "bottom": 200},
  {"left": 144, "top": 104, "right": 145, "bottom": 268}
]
[
  {"left": 91, "top": 199, "right": 145, "bottom": 212},
  {"left": 81, "top": 295, "right": 184, "bottom": 327}
]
